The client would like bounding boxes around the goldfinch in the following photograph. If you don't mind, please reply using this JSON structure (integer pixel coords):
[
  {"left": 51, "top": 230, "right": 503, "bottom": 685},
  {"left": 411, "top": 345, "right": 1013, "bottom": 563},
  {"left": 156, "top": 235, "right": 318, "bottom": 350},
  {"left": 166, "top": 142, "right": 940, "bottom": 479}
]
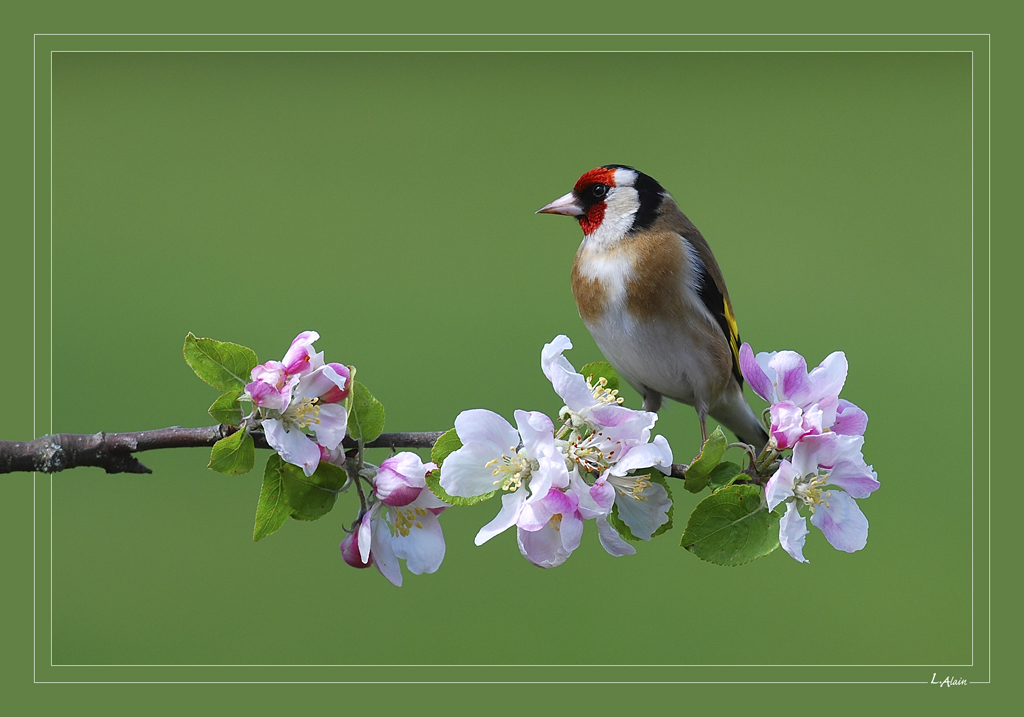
[{"left": 537, "top": 164, "right": 768, "bottom": 450}]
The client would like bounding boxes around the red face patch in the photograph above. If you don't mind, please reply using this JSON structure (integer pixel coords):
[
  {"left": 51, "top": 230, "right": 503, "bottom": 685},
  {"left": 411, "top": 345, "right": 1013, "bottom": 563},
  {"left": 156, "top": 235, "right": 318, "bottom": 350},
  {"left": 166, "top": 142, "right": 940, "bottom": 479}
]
[
  {"left": 573, "top": 167, "right": 617, "bottom": 193},
  {"left": 574, "top": 167, "right": 617, "bottom": 235},
  {"left": 580, "top": 204, "right": 605, "bottom": 235}
]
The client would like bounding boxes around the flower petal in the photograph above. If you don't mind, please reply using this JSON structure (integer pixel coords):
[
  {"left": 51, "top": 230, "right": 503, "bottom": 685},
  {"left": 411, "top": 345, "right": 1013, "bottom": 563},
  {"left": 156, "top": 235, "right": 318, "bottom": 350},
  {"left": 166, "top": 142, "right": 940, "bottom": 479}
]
[
  {"left": 739, "top": 343, "right": 776, "bottom": 403},
  {"left": 516, "top": 490, "right": 558, "bottom": 532},
  {"left": 558, "top": 509, "right": 584, "bottom": 554},
  {"left": 540, "top": 334, "right": 575, "bottom": 384},
  {"left": 771, "top": 351, "right": 811, "bottom": 405},
  {"left": 607, "top": 434, "right": 674, "bottom": 476},
  {"left": 596, "top": 516, "right": 636, "bottom": 556},
  {"left": 391, "top": 509, "right": 445, "bottom": 575},
  {"left": 826, "top": 462, "right": 880, "bottom": 499},
  {"left": 264, "top": 418, "right": 321, "bottom": 477},
  {"left": 809, "top": 491, "right": 868, "bottom": 553},
  {"left": 516, "top": 519, "right": 577, "bottom": 568},
  {"left": 804, "top": 351, "right": 848, "bottom": 407},
  {"left": 569, "top": 471, "right": 606, "bottom": 520},
  {"left": 780, "top": 502, "right": 810, "bottom": 563},
  {"left": 765, "top": 459, "right": 799, "bottom": 511},
  {"left": 311, "top": 403, "right": 348, "bottom": 451},
  {"left": 358, "top": 509, "right": 373, "bottom": 563},
  {"left": 370, "top": 509, "right": 403, "bottom": 586},
  {"left": 375, "top": 452, "right": 432, "bottom": 506},
  {"left": 439, "top": 442, "right": 507, "bottom": 498},
  {"left": 245, "top": 377, "right": 291, "bottom": 411},
  {"left": 295, "top": 365, "right": 342, "bottom": 400},
  {"left": 515, "top": 409, "right": 567, "bottom": 496},
  {"left": 588, "top": 476, "right": 615, "bottom": 513},
  {"left": 281, "top": 330, "right": 323, "bottom": 376},
  {"left": 454, "top": 409, "right": 520, "bottom": 454},
  {"left": 612, "top": 479, "right": 671, "bottom": 540},
  {"left": 833, "top": 399, "right": 868, "bottom": 436},
  {"left": 769, "top": 401, "right": 808, "bottom": 450},
  {"left": 790, "top": 432, "right": 840, "bottom": 474},
  {"left": 475, "top": 490, "right": 526, "bottom": 545},
  {"left": 319, "top": 363, "right": 351, "bottom": 403},
  {"left": 340, "top": 530, "right": 372, "bottom": 568}
]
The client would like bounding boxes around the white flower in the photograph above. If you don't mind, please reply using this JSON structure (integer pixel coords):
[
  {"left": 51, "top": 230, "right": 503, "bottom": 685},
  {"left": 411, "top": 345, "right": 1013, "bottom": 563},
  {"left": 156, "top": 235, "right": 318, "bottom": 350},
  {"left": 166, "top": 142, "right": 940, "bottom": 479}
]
[
  {"left": 440, "top": 408, "right": 569, "bottom": 546},
  {"left": 349, "top": 453, "right": 448, "bottom": 587}
]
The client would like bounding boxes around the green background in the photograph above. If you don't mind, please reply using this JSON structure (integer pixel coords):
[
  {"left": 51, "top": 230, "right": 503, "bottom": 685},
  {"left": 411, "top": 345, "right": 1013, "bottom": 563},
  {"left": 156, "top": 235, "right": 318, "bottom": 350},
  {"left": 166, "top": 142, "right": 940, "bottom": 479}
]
[
  {"left": 47, "top": 46, "right": 972, "bottom": 668},
  {"left": 2, "top": 7, "right": 1015, "bottom": 713}
]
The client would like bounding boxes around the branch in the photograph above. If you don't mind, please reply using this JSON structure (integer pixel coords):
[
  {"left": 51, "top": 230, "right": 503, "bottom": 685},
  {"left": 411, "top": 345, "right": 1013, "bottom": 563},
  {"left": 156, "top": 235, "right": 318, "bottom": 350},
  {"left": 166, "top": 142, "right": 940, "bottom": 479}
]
[
  {"left": 0, "top": 425, "right": 694, "bottom": 478},
  {"left": 0, "top": 426, "right": 445, "bottom": 475}
]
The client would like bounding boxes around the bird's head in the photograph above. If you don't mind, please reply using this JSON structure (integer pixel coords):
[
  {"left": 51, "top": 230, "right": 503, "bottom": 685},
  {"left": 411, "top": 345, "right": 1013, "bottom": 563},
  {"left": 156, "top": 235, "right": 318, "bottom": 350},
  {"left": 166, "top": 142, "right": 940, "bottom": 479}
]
[{"left": 536, "top": 165, "right": 666, "bottom": 242}]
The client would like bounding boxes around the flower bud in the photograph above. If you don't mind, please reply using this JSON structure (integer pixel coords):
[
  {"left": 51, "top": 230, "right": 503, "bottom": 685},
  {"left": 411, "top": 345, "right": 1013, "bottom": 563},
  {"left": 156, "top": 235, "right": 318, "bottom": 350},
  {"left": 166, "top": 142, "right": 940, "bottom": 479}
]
[
  {"left": 319, "top": 363, "right": 352, "bottom": 403},
  {"left": 340, "top": 531, "right": 372, "bottom": 569}
]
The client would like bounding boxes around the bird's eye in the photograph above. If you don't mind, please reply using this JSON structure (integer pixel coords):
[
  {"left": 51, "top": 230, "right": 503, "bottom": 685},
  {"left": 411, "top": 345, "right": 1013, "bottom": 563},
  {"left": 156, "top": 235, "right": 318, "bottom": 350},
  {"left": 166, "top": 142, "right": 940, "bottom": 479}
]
[{"left": 591, "top": 184, "right": 608, "bottom": 199}]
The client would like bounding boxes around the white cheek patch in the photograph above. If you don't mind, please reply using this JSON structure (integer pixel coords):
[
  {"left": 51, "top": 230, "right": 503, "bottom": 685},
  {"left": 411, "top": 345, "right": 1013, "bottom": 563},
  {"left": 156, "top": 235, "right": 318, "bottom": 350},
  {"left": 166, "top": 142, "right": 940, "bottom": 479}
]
[
  {"left": 586, "top": 186, "right": 640, "bottom": 251},
  {"left": 612, "top": 167, "right": 639, "bottom": 187}
]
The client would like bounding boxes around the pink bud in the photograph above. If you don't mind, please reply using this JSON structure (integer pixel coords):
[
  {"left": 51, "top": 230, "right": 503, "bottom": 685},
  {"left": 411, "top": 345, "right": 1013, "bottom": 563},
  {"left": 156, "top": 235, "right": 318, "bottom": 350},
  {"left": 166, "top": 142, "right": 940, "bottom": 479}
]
[
  {"left": 340, "top": 532, "right": 372, "bottom": 569},
  {"left": 320, "top": 363, "right": 351, "bottom": 403}
]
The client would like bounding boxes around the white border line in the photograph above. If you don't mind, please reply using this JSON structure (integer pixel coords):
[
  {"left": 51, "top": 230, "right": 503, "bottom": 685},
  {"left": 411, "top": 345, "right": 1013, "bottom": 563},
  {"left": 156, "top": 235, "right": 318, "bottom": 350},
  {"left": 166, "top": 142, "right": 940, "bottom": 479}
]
[
  {"left": 32, "top": 31, "right": 37, "bottom": 686},
  {"left": 49, "top": 46, "right": 54, "bottom": 674},
  {"left": 35, "top": 33, "right": 991, "bottom": 684},
  {"left": 986, "top": 33, "right": 992, "bottom": 685}
]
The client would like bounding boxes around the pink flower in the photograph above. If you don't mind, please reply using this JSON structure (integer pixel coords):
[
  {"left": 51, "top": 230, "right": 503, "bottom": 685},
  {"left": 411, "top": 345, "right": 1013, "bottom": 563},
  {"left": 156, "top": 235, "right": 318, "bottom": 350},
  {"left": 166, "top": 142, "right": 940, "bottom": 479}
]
[
  {"left": 244, "top": 331, "right": 326, "bottom": 411},
  {"left": 765, "top": 433, "right": 879, "bottom": 562},
  {"left": 262, "top": 363, "right": 350, "bottom": 476},
  {"left": 739, "top": 343, "right": 867, "bottom": 449},
  {"left": 515, "top": 487, "right": 584, "bottom": 568}
]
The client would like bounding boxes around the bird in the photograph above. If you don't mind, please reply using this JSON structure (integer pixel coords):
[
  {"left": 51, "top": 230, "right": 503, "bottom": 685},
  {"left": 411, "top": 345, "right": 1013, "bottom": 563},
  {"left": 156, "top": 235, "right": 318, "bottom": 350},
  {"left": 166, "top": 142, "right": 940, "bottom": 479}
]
[{"left": 536, "top": 164, "right": 768, "bottom": 451}]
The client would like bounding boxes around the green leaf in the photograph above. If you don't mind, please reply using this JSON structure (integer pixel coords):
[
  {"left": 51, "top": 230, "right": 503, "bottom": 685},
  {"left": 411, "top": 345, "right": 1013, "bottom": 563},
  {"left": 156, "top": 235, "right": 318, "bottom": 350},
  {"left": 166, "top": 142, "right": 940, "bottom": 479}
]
[
  {"left": 208, "top": 389, "right": 243, "bottom": 425},
  {"left": 579, "top": 361, "right": 620, "bottom": 394},
  {"left": 708, "top": 461, "right": 745, "bottom": 492},
  {"left": 424, "top": 468, "right": 496, "bottom": 506},
  {"left": 430, "top": 428, "right": 463, "bottom": 467},
  {"left": 183, "top": 333, "right": 258, "bottom": 391},
  {"left": 281, "top": 460, "right": 347, "bottom": 521},
  {"left": 679, "top": 485, "right": 780, "bottom": 566},
  {"left": 348, "top": 380, "right": 385, "bottom": 443},
  {"left": 253, "top": 455, "right": 290, "bottom": 541},
  {"left": 683, "top": 427, "right": 729, "bottom": 493},
  {"left": 208, "top": 429, "right": 255, "bottom": 475}
]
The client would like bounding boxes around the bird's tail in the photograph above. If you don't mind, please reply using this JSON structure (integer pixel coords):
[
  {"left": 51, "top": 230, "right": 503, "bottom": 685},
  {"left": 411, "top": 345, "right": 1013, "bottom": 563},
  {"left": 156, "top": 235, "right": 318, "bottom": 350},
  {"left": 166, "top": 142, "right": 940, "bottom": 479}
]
[{"left": 710, "top": 381, "right": 769, "bottom": 452}]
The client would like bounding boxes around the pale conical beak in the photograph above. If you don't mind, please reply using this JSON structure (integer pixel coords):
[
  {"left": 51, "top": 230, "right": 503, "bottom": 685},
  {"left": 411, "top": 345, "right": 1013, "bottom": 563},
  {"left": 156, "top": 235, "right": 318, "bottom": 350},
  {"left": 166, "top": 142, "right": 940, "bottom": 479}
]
[{"left": 535, "top": 191, "right": 584, "bottom": 217}]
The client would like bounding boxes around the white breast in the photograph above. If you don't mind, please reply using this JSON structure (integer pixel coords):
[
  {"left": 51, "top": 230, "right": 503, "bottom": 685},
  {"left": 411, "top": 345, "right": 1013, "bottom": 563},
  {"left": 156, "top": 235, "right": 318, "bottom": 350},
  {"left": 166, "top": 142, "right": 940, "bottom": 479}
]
[{"left": 575, "top": 237, "right": 724, "bottom": 410}]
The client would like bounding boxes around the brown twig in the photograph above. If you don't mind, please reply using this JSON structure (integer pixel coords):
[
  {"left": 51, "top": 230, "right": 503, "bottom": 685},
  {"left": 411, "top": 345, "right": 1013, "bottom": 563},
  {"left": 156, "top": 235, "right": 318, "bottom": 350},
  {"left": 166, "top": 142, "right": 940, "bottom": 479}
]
[
  {"left": 0, "top": 426, "right": 445, "bottom": 475},
  {"left": 0, "top": 425, "right": 703, "bottom": 479}
]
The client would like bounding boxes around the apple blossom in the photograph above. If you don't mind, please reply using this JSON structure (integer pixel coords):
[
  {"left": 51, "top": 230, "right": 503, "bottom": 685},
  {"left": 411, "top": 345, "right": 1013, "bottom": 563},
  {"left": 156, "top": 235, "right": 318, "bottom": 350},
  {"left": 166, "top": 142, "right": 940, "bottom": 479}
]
[
  {"left": 515, "top": 486, "right": 584, "bottom": 568},
  {"left": 244, "top": 331, "right": 326, "bottom": 411},
  {"left": 739, "top": 343, "right": 867, "bottom": 449},
  {"left": 765, "top": 432, "right": 880, "bottom": 562},
  {"left": 261, "top": 363, "right": 350, "bottom": 476},
  {"left": 541, "top": 335, "right": 636, "bottom": 429},
  {"left": 352, "top": 453, "right": 448, "bottom": 587},
  {"left": 440, "top": 409, "right": 570, "bottom": 547}
]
